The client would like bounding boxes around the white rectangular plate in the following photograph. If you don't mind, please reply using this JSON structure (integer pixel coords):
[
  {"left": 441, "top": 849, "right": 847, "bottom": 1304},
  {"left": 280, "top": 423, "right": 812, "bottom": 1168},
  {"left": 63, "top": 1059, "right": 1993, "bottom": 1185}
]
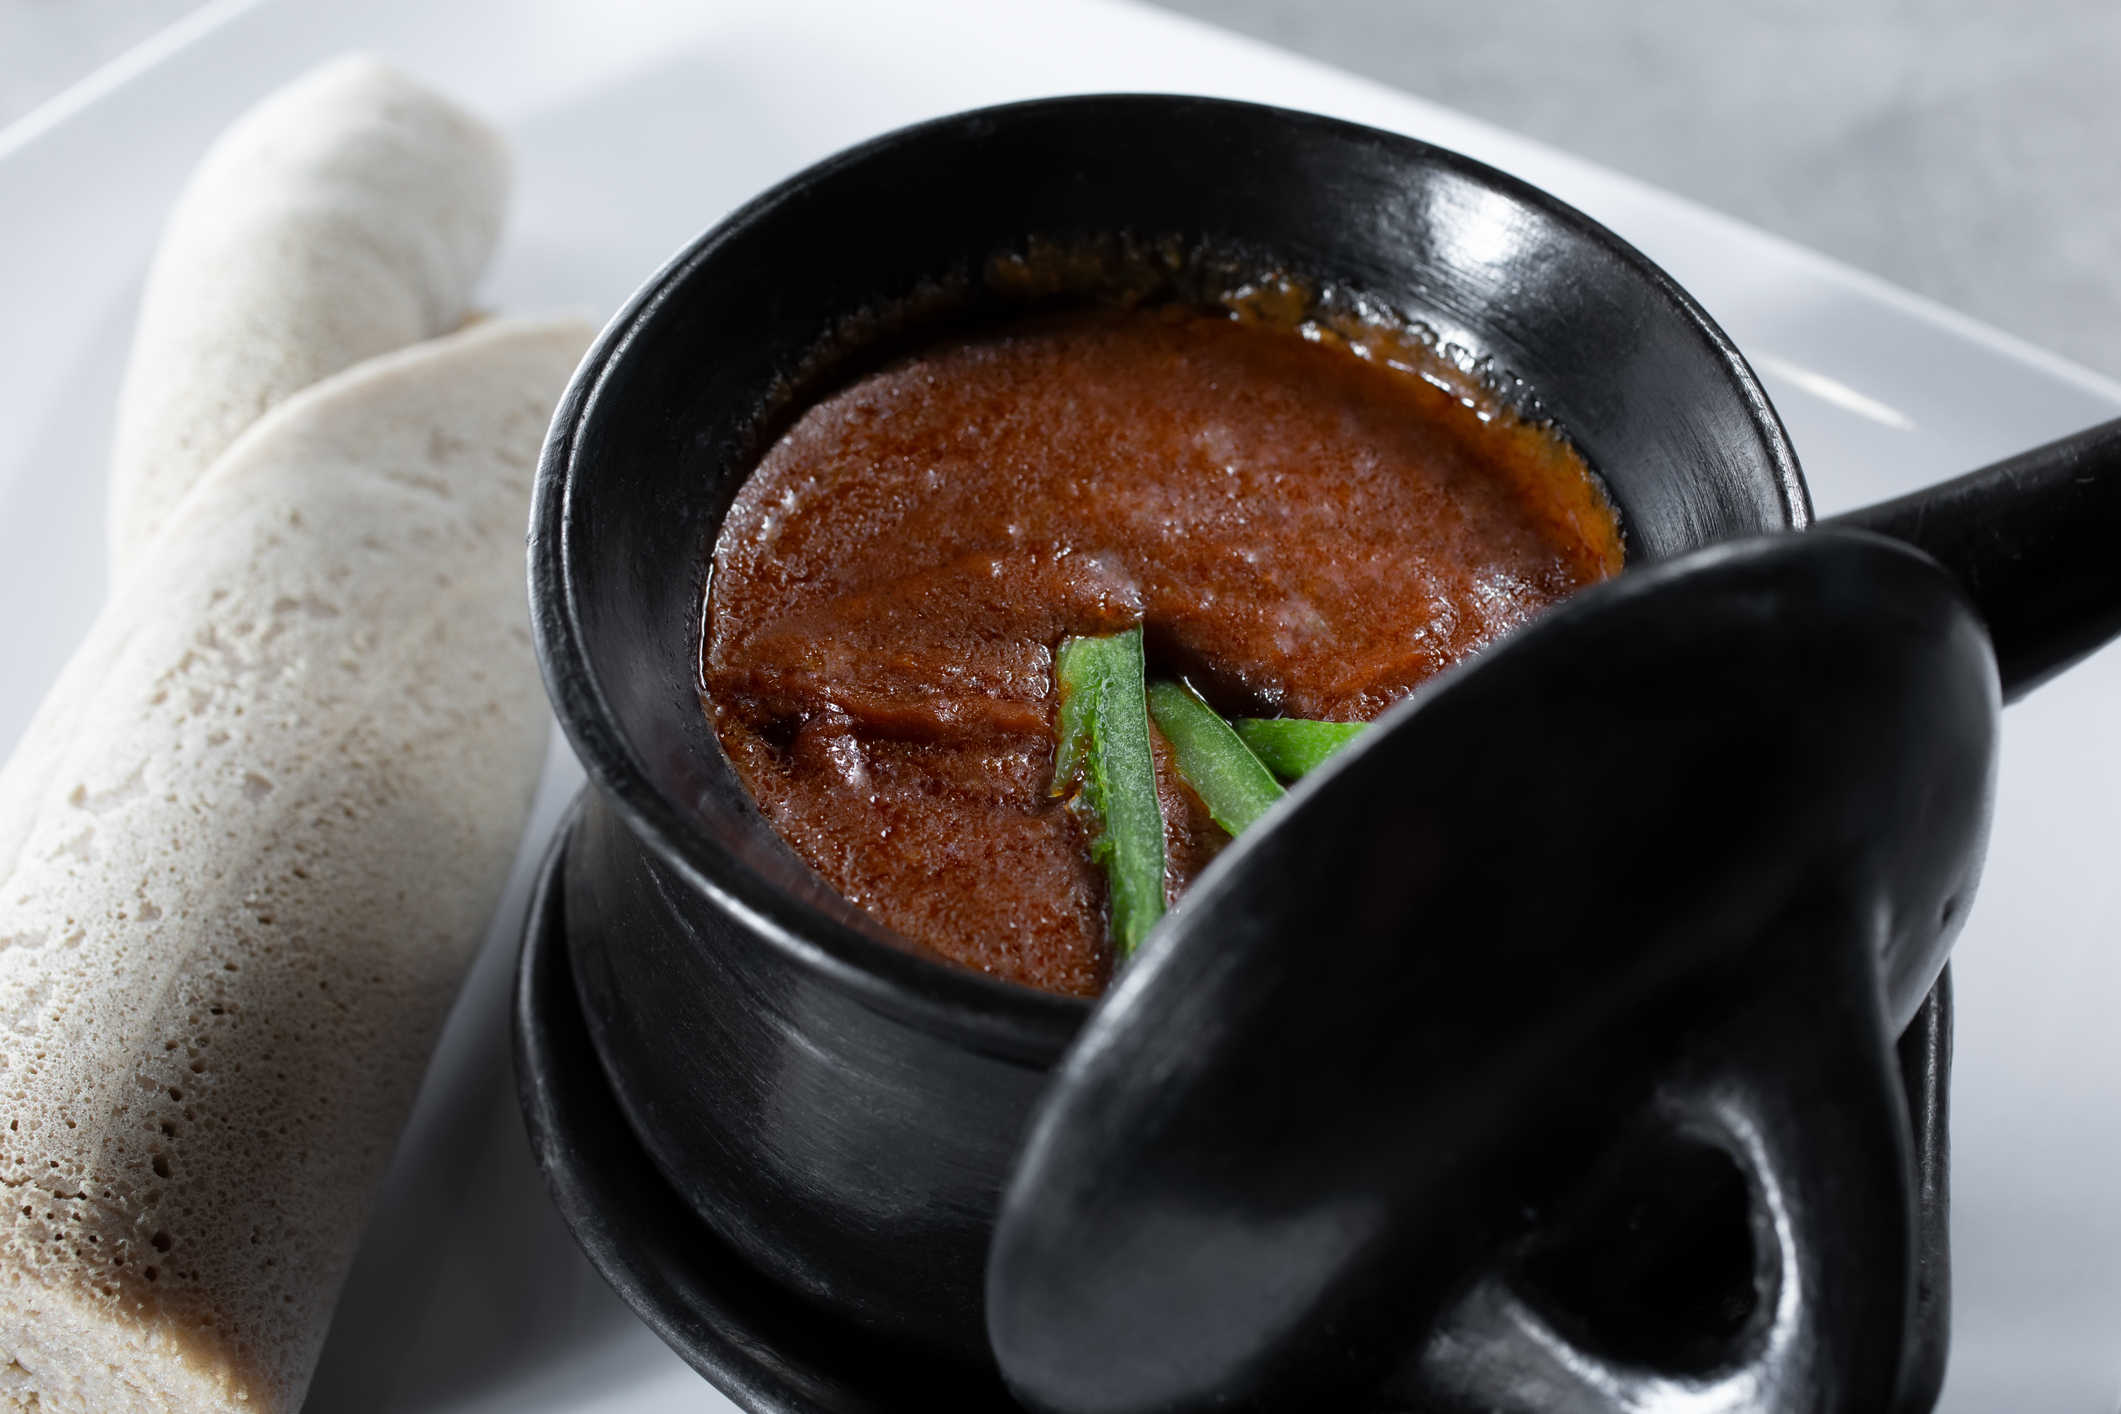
[{"left": 3, "top": 2, "right": 2118, "bottom": 1409}]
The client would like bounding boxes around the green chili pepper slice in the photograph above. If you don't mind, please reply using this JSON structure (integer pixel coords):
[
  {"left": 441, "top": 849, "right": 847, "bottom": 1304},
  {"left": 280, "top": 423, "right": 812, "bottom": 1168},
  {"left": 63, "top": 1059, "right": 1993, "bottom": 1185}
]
[
  {"left": 1146, "top": 680, "right": 1285, "bottom": 836},
  {"left": 1232, "top": 717, "right": 1368, "bottom": 780},
  {"left": 1053, "top": 629, "right": 1165, "bottom": 960}
]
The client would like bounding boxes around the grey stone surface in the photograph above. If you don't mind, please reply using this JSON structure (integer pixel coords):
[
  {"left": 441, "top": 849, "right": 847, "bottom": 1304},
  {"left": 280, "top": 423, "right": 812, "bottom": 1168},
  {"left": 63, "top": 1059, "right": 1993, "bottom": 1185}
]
[
  {"left": 8, "top": 0, "right": 2121, "bottom": 378},
  {"left": 1149, "top": 0, "right": 2121, "bottom": 381}
]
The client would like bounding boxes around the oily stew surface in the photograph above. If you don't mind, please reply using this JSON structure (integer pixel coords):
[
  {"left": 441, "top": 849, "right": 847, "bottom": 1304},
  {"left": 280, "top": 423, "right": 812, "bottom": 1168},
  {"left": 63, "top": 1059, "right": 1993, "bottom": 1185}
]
[{"left": 703, "top": 305, "right": 1622, "bottom": 996}]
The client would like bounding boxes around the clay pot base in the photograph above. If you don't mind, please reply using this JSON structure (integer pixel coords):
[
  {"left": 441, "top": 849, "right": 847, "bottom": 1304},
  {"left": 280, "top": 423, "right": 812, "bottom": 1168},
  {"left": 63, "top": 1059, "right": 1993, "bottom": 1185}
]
[
  {"left": 515, "top": 797, "right": 1952, "bottom": 1414},
  {"left": 511, "top": 809, "right": 1022, "bottom": 1413}
]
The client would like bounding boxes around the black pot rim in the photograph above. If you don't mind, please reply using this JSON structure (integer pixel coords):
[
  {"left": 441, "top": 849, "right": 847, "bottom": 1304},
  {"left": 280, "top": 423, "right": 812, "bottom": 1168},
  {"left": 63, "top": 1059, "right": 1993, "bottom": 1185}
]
[{"left": 525, "top": 92, "right": 1804, "bottom": 1051}]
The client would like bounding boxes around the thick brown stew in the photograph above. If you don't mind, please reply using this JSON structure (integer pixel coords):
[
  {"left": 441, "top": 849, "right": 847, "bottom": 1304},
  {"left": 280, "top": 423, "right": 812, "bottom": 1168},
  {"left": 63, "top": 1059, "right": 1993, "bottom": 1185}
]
[{"left": 702, "top": 298, "right": 1624, "bottom": 997}]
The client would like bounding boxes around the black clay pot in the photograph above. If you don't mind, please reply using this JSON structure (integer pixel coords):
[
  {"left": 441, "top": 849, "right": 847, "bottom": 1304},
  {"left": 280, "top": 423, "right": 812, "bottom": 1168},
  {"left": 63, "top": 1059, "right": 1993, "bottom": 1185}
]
[{"left": 526, "top": 94, "right": 2121, "bottom": 1405}]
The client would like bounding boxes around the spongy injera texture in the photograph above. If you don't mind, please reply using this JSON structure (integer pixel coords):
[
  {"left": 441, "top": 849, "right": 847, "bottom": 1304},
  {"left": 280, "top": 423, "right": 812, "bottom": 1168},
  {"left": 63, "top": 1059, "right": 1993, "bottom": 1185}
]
[
  {"left": 0, "top": 314, "right": 593, "bottom": 1412},
  {"left": 107, "top": 54, "right": 508, "bottom": 580}
]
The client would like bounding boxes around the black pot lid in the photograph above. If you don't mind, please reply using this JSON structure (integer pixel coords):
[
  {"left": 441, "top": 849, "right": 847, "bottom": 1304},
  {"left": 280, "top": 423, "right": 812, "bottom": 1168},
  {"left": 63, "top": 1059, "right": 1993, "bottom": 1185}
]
[{"left": 985, "top": 530, "right": 1998, "bottom": 1414}]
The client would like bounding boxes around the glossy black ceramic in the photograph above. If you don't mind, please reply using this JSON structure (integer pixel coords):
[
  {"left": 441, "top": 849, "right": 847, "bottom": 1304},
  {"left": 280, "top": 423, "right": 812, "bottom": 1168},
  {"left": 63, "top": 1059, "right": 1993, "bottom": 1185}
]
[
  {"left": 515, "top": 793, "right": 1954, "bottom": 1414},
  {"left": 1827, "top": 416, "right": 2121, "bottom": 699},
  {"left": 987, "top": 531, "right": 1990, "bottom": 1414},
  {"left": 1382, "top": 971, "right": 1955, "bottom": 1414},
  {"left": 526, "top": 94, "right": 2121, "bottom": 1411},
  {"left": 531, "top": 91, "right": 1806, "bottom": 1369},
  {"left": 515, "top": 809, "right": 1021, "bottom": 1412}
]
